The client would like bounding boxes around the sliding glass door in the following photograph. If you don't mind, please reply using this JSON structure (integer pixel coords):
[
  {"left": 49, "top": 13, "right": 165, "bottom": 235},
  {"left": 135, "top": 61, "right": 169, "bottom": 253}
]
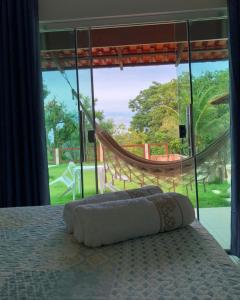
[
  {"left": 40, "top": 18, "right": 231, "bottom": 249},
  {"left": 76, "top": 29, "right": 98, "bottom": 198},
  {"left": 90, "top": 22, "right": 197, "bottom": 203},
  {"left": 189, "top": 18, "right": 230, "bottom": 249},
  {"left": 40, "top": 29, "right": 98, "bottom": 204},
  {"left": 40, "top": 30, "right": 82, "bottom": 204},
  {"left": 174, "top": 22, "right": 197, "bottom": 211}
]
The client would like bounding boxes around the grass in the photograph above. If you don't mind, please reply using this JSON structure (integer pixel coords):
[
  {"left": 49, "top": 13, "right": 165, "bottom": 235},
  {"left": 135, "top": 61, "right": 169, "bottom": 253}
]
[
  {"left": 48, "top": 163, "right": 97, "bottom": 205},
  {"left": 176, "top": 181, "right": 230, "bottom": 208},
  {"left": 48, "top": 163, "right": 231, "bottom": 208}
]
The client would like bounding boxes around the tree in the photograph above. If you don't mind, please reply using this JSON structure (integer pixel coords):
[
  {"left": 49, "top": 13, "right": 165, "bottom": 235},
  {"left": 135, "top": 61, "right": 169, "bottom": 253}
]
[
  {"left": 80, "top": 95, "right": 115, "bottom": 134},
  {"left": 42, "top": 82, "right": 50, "bottom": 100},
  {"left": 191, "top": 70, "right": 229, "bottom": 151},
  {"left": 44, "top": 99, "right": 78, "bottom": 148},
  {"left": 129, "top": 79, "right": 178, "bottom": 133},
  {"left": 95, "top": 109, "right": 115, "bottom": 134},
  {"left": 128, "top": 79, "right": 181, "bottom": 152},
  {"left": 43, "top": 86, "right": 115, "bottom": 149},
  {"left": 128, "top": 70, "right": 229, "bottom": 154}
]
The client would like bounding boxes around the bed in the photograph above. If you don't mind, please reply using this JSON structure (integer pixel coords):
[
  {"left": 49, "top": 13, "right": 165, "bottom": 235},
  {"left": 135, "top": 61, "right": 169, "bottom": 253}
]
[{"left": 0, "top": 205, "right": 240, "bottom": 300}]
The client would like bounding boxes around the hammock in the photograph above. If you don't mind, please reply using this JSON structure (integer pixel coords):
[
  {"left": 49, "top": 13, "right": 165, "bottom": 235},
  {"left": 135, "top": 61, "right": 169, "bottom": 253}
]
[
  {"left": 96, "top": 125, "right": 229, "bottom": 177},
  {"left": 55, "top": 64, "right": 230, "bottom": 190},
  {"left": 95, "top": 127, "right": 229, "bottom": 192}
]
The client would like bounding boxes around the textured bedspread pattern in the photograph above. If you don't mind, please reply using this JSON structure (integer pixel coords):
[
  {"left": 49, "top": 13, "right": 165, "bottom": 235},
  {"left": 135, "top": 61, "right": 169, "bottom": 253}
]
[{"left": 0, "top": 205, "right": 240, "bottom": 300}]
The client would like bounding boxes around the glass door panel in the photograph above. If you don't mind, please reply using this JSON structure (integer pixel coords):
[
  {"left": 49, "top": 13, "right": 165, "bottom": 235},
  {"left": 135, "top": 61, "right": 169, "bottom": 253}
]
[
  {"left": 76, "top": 29, "right": 98, "bottom": 197},
  {"left": 40, "top": 29, "right": 83, "bottom": 204},
  {"left": 90, "top": 22, "right": 194, "bottom": 198},
  {"left": 175, "top": 22, "right": 197, "bottom": 210},
  {"left": 189, "top": 18, "right": 230, "bottom": 248}
]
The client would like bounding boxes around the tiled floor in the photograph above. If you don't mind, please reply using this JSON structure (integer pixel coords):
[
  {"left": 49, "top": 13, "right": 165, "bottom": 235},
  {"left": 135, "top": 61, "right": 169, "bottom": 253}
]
[{"left": 198, "top": 207, "right": 231, "bottom": 249}]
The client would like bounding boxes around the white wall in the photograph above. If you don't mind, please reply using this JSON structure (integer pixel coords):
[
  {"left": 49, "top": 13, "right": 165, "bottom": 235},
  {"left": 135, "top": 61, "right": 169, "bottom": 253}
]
[{"left": 39, "top": 0, "right": 227, "bottom": 29}]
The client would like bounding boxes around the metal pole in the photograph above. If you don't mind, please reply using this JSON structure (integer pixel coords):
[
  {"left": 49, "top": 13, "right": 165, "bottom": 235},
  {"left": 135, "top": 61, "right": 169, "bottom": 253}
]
[
  {"left": 88, "top": 28, "right": 99, "bottom": 194},
  {"left": 74, "top": 29, "right": 84, "bottom": 198},
  {"left": 187, "top": 20, "right": 200, "bottom": 220}
]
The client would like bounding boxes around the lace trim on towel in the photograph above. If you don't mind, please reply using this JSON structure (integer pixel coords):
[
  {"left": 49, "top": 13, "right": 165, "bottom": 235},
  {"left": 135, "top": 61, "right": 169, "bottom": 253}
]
[{"left": 149, "top": 194, "right": 177, "bottom": 232}]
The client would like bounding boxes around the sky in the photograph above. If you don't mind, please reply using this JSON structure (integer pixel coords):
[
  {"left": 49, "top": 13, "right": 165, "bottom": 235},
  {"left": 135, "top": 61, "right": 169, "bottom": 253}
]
[
  {"left": 42, "top": 60, "right": 228, "bottom": 128},
  {"left": 93, "top": 65, "right": 177, "bottom": 126}
]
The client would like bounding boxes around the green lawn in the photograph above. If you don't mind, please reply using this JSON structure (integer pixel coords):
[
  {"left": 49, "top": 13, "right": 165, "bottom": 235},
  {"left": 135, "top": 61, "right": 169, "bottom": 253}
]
[
  {"left": 48, "top": 163, "right": 97, "bottom": 205},
  {"left": 48, "top": 163, "right": 231, "bottom": 208}
]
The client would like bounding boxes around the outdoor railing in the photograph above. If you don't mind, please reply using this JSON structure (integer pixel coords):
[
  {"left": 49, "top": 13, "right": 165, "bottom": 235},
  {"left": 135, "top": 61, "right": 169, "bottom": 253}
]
[{"left": 48, "top": 142, "right": 173, "bottom": 165}]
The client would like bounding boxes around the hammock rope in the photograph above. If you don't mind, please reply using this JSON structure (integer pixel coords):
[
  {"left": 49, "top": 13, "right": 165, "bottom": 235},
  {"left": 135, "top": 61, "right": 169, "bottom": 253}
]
[{"left": 96, "top": 125, "right": 229, "bottom": 176}]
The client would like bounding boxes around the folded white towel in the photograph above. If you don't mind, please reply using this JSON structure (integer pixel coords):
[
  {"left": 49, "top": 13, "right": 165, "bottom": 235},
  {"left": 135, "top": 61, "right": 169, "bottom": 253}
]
[
  {"left": 73, "top": 192, "right": 195, "bottom": 247},
  {"left": 73, "top": 198, "right": 160, "bottom": 247},
  {"left": 63, "top": 185, "right": 162, "bottom": 233},
  {"left": 63, "top": 191, "right": 128, "bottom": 233}
]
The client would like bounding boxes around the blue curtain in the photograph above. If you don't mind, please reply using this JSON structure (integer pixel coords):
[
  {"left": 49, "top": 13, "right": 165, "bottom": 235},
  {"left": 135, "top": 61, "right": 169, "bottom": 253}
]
[
  {"left": 229, "top": 0, "right": 240, "bottom": 256},
  {"left": 0, "top": 0, "right": 50, "bottom": 207}
]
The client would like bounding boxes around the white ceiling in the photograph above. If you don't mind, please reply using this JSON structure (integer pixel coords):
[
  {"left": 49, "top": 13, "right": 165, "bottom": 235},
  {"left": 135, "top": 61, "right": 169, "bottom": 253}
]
[{"left": 39, "top": 0, "right": 227, "bottom": 30}]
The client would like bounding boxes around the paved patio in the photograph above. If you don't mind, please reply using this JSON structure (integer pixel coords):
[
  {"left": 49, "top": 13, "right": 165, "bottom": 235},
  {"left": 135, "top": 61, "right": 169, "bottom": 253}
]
[{"left": 198, "top": 207, "right": 231, "bottom": 249}]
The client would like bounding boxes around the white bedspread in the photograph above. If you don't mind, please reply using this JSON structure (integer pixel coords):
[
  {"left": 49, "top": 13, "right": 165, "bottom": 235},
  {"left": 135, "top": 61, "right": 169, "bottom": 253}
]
[{"left": 0, "top": 205, "right": 240, "bottom": 300}]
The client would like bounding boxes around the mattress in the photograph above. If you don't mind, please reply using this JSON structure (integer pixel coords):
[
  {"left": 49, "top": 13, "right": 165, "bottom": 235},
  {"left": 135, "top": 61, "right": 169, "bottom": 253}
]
[{"left": 0, "top": 205, "right": 240, "bottom": 300}]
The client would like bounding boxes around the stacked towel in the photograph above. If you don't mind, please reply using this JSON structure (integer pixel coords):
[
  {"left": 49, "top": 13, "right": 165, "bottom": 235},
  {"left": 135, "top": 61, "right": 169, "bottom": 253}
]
[
  {"left": 73, "top": 198, "right": 160, "bottom": 247},
  {"left": 63, "top": 185, "right": 162, "bottom": 233},
  {"left": 72, "top": 192, "right": 195, "bottom": 247}
]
